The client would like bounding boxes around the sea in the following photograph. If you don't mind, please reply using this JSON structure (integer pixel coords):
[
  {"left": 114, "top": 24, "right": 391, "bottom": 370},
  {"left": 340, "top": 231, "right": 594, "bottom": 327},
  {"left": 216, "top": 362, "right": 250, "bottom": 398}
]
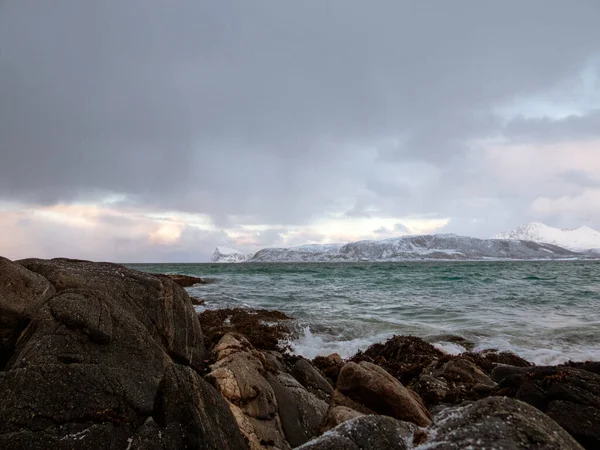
[{"left": 128, "top": 260, "right": 600, "bottom": 365}]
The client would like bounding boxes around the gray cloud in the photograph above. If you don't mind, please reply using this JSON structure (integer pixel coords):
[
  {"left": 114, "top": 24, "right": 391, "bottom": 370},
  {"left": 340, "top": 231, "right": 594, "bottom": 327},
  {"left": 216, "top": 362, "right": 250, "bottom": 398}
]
[{"left": 2, "top": 0, "right": 600, "bottom": 250}]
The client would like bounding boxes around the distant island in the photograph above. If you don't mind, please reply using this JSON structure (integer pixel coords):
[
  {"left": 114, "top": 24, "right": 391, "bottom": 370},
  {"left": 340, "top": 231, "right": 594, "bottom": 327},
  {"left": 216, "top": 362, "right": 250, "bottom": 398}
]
[{"left": 212, "top": 223, "right": 600, "bottom": 263}]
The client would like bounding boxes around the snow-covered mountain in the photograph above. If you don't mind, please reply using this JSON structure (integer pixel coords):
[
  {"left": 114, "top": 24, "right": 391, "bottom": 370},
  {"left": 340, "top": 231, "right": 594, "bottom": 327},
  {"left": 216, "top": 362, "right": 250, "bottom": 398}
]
[
  {"left": 239, "top": 234, "right": 579, "bottom": 263},
  {"left": 210, "top": 247, "right": 254, "bottom": 263},
  {"left": 250, "top": 243, "right": 345, "bottom": 262},
  {"left": 493, "top": 222, "right": 600, "bottom": 252}
]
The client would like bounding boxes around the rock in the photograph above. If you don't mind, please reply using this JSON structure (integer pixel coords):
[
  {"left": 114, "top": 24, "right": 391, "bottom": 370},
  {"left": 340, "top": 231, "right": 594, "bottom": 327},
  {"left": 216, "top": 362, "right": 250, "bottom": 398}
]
[
  {"left": 337, "top": 361, "right": 431, "bottom": 426},
  {"left": 312, "top": 353, "right": 344, "bottom": 385},
  {"left": 329, "top": 389, "right": 377, "bottom": 415},
  {"left": 0, "top": 258, "right": 218, "bottom": 449},
  {"left": 0, "top": 257, "right": 55, "bottom": 369},
  {"left": 291, "top": 358, "right": 334, "bottom": 402},
  {"left": 417, "top": 396, "right": 584, "bottom": 449},
  {"left": 297, "top": 415, "right": 415, "bottom": 450},
  {"left": 490, "top": 364, "right": 533, "bottom": 383},
  {"left": 150, "top": 364, "right": 248, "bottom": 449},
  {"left": 413, "top": 356, "right": 497, "bottom": 406},
  {"left": 562, "top": 360, "right": 600, "bottom": 376},
  {"left": 158, "top": 273, "right": 206, "bottom": 287},
  {"left": 18, "top": 258, "right": 205, "bottom": 370},
  {"left": 205, "top": 333, "right": 290, "bottom": 450},
  {"left": 350, "top": 335, "right": 444, "bottom": 385},
  {"left": 266, "top": 371, "right": 328, "bottom": 447},
  {"left": 198, "top": 307, "right": 292, "bottom": 352},
  {"left": 190, "top": 296, "right": 206, "bottom": 306},
  {"left": 320, "top": 406, "right": 364, "bottom": 432},
  {"left": 463, "top": 349, "right": 532, "bottom": 374},
  {"left": 496, "top": 366, "right": 600, "bottom": 449}
]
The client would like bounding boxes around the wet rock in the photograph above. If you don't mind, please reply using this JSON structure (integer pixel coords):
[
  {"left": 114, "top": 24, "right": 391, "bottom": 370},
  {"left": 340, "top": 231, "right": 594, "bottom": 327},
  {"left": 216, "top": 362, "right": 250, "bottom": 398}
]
[
  {"left": 297, "top": 415, "right": 415, "bottom": 450},
  {"left": 496, "top": 366, "right": 600, "bottom": 449},
  {"left": 320, "top": 406, "right": 364, "bottom": 432},
  {"left": 312, "top": 353, "right": 344, "bottom": 385},
  {"left": 337, "top": 361, "right": 431, "bottom": 426},
  {"left": 205, "top": 333, "right": 289, "bottom": 450},
  {"left": 562, "top": 360, "right": 600, "bottom": 377},
  {"left": 490, "top": 364, "right": 533, "bottom": 383},
  {"left": 190, "top": 296, "right": 206, "bottom": 306},
  {"left": 350, "top": 335, "right": 444, "bottom": 385},
  {"left": 158, "top": 273, "right": 207, "bottom": 287},
  {"left": 417, "top": 396, "right": 584, "bottom": 449},
  {"left": 198, "top": 307, "right": 292, "bottom": 353},
  {"left": 0, "top": 257, "right": 55, "bottom": 369},
  {"left": 266, "top": 371, "right": 328, "bottom": 447},
  {"left": 413, "top": 356, "right": 497, "bottom": 406},
  {"left": 291, "top": 358, "right": 334, "bottom": 402},
  {"left": 463, "top": 349, "right": 532, "bottom": 374},
  {"left": 0, "top": 258, "right": 212, "bottom": 449}
]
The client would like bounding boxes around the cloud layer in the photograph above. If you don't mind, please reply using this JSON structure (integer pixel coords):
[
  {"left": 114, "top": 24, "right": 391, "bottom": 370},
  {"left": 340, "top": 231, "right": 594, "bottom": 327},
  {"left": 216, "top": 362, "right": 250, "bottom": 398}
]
[{"left": 1, "top": 1, "right": 599, "bottom": 261}]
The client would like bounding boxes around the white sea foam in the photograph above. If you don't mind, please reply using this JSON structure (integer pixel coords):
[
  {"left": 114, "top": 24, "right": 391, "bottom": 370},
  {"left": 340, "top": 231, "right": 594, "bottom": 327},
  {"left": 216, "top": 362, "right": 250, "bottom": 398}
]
[
  {"left": 286, "top": 326, "right": 395, "bottom": 359},
  {"left": 287, "top": 326, "right": 600, "bottom": 364}
]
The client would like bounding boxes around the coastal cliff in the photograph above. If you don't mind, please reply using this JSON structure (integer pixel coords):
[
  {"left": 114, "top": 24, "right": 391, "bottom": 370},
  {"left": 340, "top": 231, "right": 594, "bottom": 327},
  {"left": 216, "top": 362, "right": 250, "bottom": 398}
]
[{"left": 1, "top": 256, "right": 598, "bottom": 449}]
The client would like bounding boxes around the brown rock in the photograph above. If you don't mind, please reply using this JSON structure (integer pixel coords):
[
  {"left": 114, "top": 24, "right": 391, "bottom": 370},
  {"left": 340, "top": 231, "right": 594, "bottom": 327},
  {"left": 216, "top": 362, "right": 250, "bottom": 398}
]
[
  {"left": 198, "top": 307, "right": 292, "bottom": 353},
  {"left": 312, "top": 353, "right": 344, "bottom": 385},
  {"left": 337, "top": 361, "right": 431, "bottom": 426},
  {"left": 158, "top": 273, "right": 206, "bottom": 287},
  {"left": 205, "top": 333, "right": 290, "bottom": 450},
  {"left": 320, "top": 406, "right": 364, "bottom": 432},
  {"left": 350, "top": 335, "right": 444, "bottom": 385}
]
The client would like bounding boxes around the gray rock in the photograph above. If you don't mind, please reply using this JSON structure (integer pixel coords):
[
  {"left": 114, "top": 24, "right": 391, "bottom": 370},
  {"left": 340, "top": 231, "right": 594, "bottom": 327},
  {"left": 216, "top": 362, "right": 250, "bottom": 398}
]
[
  {"left": 0, "top": 258, "right": 233, "bottom": 449},
  {"left": 416, "top": 396, "right": 584, "bottom": 449},
  {"left": 497, "top": 366, "right": 600, "bottom": 449},
  {"left": 297, "top": 415, "right": 415, "bottom": 450},
  {"left": 291, "top": 358, "right": 334, "bottom": 402},
  {"left": 266, "top": 371, "right": 328, "bottom": 447}
]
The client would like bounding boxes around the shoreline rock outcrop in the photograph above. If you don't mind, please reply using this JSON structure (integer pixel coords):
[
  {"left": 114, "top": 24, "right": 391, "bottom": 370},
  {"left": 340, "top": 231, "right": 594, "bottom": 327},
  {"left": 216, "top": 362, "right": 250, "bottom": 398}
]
[{"left": 1, "top": 255, "right": 598, "bottom": 449}]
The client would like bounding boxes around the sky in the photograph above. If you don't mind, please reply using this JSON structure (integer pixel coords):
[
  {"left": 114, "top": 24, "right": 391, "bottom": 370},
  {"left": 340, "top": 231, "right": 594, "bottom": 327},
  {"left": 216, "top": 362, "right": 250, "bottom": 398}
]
[{"left": 1, "top": 1, "right": 600, "bottom": 262}]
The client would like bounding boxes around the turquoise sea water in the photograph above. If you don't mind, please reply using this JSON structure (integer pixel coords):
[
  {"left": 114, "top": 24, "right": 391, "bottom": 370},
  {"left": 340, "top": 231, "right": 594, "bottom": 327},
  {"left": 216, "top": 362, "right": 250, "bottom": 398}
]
[{"left": 129, "top": 261, "right": 600, "bottom": 364}]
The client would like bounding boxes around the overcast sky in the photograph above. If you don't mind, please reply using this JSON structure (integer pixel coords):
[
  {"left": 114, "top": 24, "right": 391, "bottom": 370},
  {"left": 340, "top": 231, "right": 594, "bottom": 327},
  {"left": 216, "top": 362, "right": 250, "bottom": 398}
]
[{"left": 1, "top": 1, "right": 600, "bottom": 262}]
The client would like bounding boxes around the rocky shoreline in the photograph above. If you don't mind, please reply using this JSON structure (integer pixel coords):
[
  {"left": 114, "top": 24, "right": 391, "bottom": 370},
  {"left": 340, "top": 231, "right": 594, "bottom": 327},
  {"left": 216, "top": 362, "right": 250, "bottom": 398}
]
[{"left": 1, "top": 257, "right": 598, "bottom": 449}]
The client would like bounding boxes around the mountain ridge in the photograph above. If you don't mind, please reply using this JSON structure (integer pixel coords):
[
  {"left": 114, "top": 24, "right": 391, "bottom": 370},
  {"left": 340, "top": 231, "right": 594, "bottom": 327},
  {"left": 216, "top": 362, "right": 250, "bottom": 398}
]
[
  {"left": 493, "top": 222, "right": 600, "bottom": 251},
  {"left": 211, "top": 231, "right": 589, "bottom": 263}
]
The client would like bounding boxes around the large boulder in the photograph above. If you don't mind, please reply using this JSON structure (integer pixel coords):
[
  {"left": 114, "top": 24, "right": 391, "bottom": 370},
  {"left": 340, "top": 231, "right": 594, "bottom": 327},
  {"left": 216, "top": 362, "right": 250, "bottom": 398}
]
[
  {"left": 266, "top": 371, "right": 328, "bottom": 447},
  {"left": 205, "top": 333, "right": 290, "bottom": 450},
  {"left": 0, "top": 257, "right": 235, "bottom": 449},
  {"left": 297, "top": 415, "right": 415, "bottom": 450},
  {"left": 0, "top": 257, "right": 55, "bottom": 369},
  {"left": 18, "top": 258, "right": 205, "bottom": 369},
  {"left": 336, "top": 361, "right": 431, "bottom": 426},
  {"left": 417, "top": 396, "right": 584, "bottom": 449},
  {"left": 495, "top": 366, "right": 600, "bottom": 449}
]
